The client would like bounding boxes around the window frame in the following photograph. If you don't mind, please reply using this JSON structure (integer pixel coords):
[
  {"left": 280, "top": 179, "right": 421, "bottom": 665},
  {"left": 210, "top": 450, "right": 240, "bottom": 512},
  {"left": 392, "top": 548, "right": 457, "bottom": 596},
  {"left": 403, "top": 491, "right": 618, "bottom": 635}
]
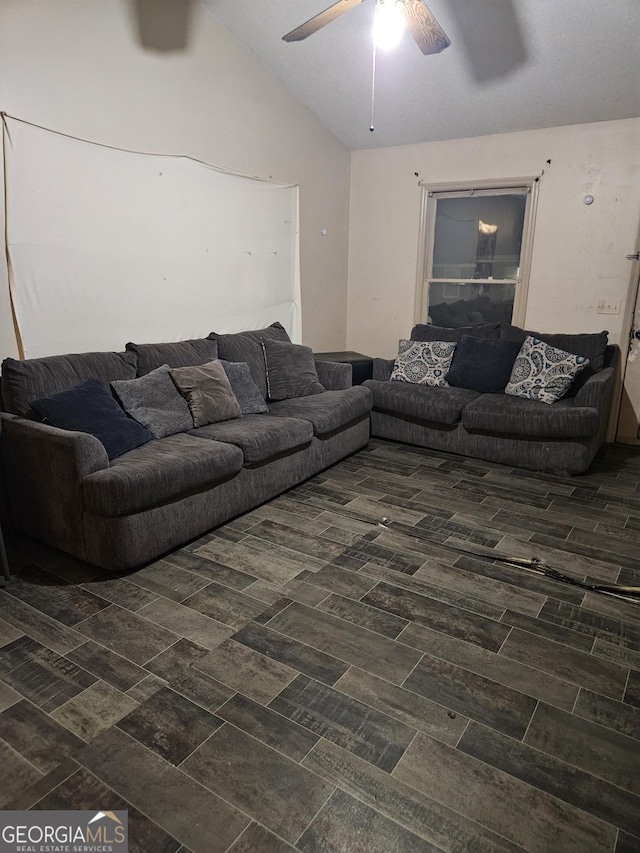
[{"left": 414, "top": 177, "right": 540, "bottom": 328}]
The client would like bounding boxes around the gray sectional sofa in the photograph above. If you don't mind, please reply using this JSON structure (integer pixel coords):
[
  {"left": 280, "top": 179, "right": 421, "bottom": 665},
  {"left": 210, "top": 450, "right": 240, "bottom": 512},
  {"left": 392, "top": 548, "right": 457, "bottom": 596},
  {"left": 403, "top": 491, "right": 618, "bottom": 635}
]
[
  {"left": 0, "top": 324, "right": 372, "bottom": 571},
  {"left": 364, "top": 323, "right": 619, "bottom": 475}
]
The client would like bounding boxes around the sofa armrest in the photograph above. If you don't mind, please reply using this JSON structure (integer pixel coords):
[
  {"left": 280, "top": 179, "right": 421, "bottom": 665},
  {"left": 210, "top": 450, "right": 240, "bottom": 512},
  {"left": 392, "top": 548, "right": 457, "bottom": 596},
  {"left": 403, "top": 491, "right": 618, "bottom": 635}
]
[
  {"left": 372, "top": 358, "right": 394, "bottom": 381},
  {"left": 572, "top": 363, "right": 618, "bottom": 446},
  {"left": 573, "top": 366, "right": 615, "bottom": 409},
  {"left": 315, "top": 360, "right": 352, "bottom": 390},
  {"left": 1, "top": 413, "right": 108, "bottom": 558}
]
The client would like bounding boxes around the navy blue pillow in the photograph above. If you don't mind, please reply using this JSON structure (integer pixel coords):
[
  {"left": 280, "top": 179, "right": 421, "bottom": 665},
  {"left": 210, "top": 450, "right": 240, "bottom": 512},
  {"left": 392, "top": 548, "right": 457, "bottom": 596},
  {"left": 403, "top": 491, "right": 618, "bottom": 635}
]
[
  {"left": 445, "top": 335, "right": 523, "bottom": 393},
  {"left": 30, "top": 379, "right": 153, "bottom": 460}
]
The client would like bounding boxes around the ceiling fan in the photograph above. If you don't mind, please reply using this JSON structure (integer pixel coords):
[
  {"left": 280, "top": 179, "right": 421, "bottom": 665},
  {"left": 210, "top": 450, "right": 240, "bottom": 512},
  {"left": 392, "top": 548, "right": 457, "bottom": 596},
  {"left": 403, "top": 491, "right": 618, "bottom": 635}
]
[{"left": 283, "top": 0, "right": 451, "bottom": 56}]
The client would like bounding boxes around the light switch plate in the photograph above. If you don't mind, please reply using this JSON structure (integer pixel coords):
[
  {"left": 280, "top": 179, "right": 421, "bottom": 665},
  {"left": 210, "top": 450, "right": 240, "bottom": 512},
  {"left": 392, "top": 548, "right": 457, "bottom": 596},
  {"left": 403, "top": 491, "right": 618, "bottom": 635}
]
[{"left": 597, "top": 299, "right": 621, "bottom": 315}]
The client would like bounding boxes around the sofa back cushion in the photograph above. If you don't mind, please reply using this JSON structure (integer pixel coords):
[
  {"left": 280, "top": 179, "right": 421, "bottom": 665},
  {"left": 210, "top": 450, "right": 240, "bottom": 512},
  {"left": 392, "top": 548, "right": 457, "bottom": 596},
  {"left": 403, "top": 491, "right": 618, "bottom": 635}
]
[
  {"left": 1, "top": 350, "right": 137, "bottom": 418},
  {"left": 126, "top": 337, "right": 218, "bottom": 377},
  {"left": 210, "top": 322, "right": 290, "bottom": 398},
  {"left": 500, "top": 325, "right": 608, "bottom": 372},
  {"left": 410, "top": 323, "right": 501, "bottom": 342}
]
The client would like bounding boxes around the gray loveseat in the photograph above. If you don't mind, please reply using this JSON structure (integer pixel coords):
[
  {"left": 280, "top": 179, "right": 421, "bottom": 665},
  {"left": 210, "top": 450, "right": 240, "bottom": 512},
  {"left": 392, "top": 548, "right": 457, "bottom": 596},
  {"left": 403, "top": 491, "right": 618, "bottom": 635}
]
[
  {"left": 364, "top": 323, "right": 619, "bottom": 475},
  {"left": 0, "top": 324, "right": 372, "bottom": 571}
]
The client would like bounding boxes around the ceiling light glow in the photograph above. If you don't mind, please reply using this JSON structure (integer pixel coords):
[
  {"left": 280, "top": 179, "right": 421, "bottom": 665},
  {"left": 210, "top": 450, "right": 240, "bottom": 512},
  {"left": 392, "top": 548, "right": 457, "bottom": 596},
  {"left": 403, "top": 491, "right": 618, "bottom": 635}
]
[{"left": 373, "top": 0, "right": 405, "bottom": 50}]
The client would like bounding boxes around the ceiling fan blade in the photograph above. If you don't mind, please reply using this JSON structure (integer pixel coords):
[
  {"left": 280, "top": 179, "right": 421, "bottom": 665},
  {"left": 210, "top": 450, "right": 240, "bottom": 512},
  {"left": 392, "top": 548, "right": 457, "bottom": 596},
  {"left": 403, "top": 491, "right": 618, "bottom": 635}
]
[
  {"left": 283, "top": 0, "right": 366, "bottom": 42},
  {"left": 402, "top": 0, "right": 451, "bottom": 55}
]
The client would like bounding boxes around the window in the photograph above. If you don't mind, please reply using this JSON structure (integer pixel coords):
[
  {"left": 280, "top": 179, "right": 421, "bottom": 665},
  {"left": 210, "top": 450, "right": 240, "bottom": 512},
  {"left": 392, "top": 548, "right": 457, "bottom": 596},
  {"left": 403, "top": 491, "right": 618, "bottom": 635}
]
[{"left": 415, "top": 181, "right": 538, "bottom": 329}]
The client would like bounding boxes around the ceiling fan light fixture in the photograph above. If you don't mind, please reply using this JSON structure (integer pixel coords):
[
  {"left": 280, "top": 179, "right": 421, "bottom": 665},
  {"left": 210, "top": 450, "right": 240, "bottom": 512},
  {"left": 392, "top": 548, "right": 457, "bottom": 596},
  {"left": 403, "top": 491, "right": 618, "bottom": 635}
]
[{"left": 373, "top": 0, "right": 405, "bottom": 50}]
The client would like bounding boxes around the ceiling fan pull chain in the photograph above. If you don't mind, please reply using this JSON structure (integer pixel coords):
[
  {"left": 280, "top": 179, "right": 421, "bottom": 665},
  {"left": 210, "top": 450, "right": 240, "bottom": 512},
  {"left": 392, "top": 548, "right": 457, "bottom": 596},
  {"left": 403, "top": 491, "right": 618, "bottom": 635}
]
[{"left": 370, "top": 41, "right": 377, "bottom": 132}]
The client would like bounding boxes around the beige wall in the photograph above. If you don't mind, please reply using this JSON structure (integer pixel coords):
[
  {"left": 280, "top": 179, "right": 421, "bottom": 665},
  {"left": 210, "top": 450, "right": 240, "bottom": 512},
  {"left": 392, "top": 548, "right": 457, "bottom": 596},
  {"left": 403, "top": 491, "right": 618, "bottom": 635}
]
[
  {"left": 0, "top": 0, "right": 351, "bottom": 359},
  {"left": 347, "top": 118, "right": 640, "bottom": 358}
]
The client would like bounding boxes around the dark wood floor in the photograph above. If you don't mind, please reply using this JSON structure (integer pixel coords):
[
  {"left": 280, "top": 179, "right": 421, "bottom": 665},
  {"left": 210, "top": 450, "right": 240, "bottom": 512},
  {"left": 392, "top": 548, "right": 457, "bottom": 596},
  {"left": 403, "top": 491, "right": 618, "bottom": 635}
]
[{"left": 1, "top": 439, "right": 639, "bottom": 852}]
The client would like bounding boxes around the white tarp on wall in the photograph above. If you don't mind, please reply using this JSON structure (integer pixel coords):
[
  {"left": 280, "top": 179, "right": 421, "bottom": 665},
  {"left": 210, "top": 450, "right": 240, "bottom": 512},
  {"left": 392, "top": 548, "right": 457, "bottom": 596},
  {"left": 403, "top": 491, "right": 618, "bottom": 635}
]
[{"left": 2, "top": 115, "right": 301, "bottom": 358}]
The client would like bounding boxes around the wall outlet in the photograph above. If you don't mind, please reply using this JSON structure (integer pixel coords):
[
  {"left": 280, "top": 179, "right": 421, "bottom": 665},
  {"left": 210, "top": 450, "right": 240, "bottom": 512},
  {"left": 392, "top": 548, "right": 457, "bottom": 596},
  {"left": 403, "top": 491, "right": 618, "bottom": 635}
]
[{"left": 597, "top": 298, "right": 621, "bottom": 315}]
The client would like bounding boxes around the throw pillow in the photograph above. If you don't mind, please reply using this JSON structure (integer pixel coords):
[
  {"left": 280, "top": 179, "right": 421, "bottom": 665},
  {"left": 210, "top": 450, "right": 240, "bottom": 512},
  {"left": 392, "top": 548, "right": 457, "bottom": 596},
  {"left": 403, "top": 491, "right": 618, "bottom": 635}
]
[
  {"left": 111, "top": 364, "right": 193, "bottom": 438},
  {"left": 209, "top": 322, "right": 291, "bottom": 398},
  {"left": 505, "top": 336, "right": 590, "bottom": 404},
  {"left": 391, "top": 340, "right": 456, "bottom": 387},
  {"left": 125, "top": 337, "right": 219, "bottom": 377},
  {"left": 445, "top": 336, "right": 523, "bottom": 393},
  {"left": 262, "top": 339, "right": 326, "bottom": 401},
  {"left": 169, "top": 360, "right": 242, "bottom": 427},
  {"left": 220, "top": 361, "right": 268, "bottom": 414},
  {"left": 30, "top": 379, "right": 153, "bottom": 460}
]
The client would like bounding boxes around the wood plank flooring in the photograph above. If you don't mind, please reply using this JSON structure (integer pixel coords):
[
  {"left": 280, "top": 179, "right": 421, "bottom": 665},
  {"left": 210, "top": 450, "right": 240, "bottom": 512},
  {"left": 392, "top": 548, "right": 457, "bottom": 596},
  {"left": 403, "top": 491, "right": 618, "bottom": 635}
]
[{"left": 1, "top": 439, "right": 639, "bottom": 852}]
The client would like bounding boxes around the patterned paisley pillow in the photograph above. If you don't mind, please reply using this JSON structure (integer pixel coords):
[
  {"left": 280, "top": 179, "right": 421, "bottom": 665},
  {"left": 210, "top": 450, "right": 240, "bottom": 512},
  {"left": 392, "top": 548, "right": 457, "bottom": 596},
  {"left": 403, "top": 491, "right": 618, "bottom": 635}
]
[
  {"left": 505, "top": 336, "right": 589, "bottom": 404},
  {"left": 390, "top": 340, "right": 457, "bottom": 387}
]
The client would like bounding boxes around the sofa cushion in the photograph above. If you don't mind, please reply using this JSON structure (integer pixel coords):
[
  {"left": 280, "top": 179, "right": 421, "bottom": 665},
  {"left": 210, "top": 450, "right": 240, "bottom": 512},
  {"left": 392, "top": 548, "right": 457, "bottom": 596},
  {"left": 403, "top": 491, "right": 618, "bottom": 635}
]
[
  {"left": 126, "top": 337, "right": 218, "bottom": 377},
  {"left": 391, "top": 340, "right": 456, "bottom": 387},
  {"left": 111, "top": 365, "right": 193, "bottom": 438},
  {"left": 410, "top": 323, "right": 502, "bottom": 342},
  {"left": 2, "top": 350, "right": 137, "bottom": 417},
  {"left": 500, "top": 325, "right": 608, "bottom": 372},
  {"left": 365, "top": 379, "right": 480, "bottom": 426},
  {"left": 170, "top": 361, "right": 241, "bottom": 427},
  {"left": 211, "top": 322, "right": 290, "bottom": 398},
  {"left": 267, "top": 386, "right": 372, "bottom": 436},
  {"left": 505, "top": 336, "right": 589, "bottom": 404},
  {"left": 462, "top": 393, "right": 600, "bottom": 439},
  {"left": 445, "top": 336, "right": 522, "bottom": 393},
  {"left": 82, "top": 433, "right": 243, "bottom": 516},
  {"left": 30, "top": 379, "right": 154, "bottom": 460},
  {"left": 262, "top": 339, "right": 325, "bottom": 401},
  {"left": 189, "top": 414, "right": 313, "bottom": 466},
  {"left": 221, "top": 361, "right": 268, "bottom": 414}
]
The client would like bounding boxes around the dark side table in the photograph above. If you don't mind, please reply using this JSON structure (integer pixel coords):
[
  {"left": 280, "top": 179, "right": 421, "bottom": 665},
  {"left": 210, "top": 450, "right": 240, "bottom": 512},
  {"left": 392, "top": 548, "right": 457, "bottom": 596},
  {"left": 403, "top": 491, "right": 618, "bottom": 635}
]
[{"left": 315, "top": 351, "right": 374, "bottom": 385}]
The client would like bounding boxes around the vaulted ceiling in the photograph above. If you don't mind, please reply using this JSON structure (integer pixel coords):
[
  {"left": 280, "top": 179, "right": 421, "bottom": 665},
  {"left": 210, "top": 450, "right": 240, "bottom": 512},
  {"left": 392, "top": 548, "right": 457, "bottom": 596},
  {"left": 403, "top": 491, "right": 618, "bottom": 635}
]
[{"left": 205, "top": 0, "right": 640, "bottom": 150}]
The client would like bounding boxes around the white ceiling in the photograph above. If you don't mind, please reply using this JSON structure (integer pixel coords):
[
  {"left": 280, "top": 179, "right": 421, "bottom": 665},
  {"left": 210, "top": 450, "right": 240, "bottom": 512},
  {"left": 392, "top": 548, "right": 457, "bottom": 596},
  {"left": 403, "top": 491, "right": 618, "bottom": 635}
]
[{"left": 204, "top": 0, "right": 640, "bottom": 150}]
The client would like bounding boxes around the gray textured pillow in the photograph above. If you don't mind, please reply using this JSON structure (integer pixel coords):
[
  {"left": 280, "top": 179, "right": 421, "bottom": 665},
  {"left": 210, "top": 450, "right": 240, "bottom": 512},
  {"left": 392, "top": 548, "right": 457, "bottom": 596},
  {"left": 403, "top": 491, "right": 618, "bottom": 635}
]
[
  {"left": 210, "top": 322, "right": 290, "bottom": 398},
  {"left": 125, "top": 337, "right": 218, "bottom": 377},
  {"left": 262, "top": 339, "right": 325, "bottom": 401},
  {"left": 170, "top": 360, "right": 241, "bottom": 427},
  {"left": 221, "top": 361, "right": 268, "bottom": 414},
  {"left": 111, "top": 365, "right": 193, "bottom": 438}
]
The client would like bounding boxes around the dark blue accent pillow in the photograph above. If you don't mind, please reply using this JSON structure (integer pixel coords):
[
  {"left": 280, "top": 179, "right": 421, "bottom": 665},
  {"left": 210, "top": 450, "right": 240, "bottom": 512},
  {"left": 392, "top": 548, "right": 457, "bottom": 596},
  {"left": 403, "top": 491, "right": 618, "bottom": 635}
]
[
  {"left": 30, "top": 379, "right": 154, "bottom": 460},
  {"left": 445, "top": 335, "right": 523, "bottom": 393}
]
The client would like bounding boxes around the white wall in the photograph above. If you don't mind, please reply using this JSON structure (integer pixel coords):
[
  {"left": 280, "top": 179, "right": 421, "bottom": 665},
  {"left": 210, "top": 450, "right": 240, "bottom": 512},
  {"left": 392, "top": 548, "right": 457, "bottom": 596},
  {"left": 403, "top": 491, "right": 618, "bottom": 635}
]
[
  {"left": 0, "top": 0, "right": 351, "bottom": 359},
  {"left": 347, "top": 118, "right": 640, "bottom": 357}
]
